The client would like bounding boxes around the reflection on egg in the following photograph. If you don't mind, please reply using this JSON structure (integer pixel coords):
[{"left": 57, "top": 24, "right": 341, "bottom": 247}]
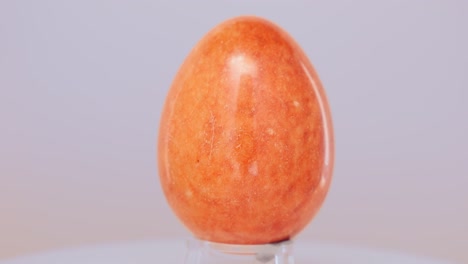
[{"left": 158, "top": 16, "right": 334, "bottom": 244}]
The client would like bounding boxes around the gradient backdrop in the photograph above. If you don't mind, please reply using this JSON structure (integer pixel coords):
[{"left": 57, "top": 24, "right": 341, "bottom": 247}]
[{"left": 1, "top": 1, "right": 467, "bottom": 263}]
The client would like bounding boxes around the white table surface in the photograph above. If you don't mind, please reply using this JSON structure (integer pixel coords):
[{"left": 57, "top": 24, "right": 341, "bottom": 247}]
[{"left": 0, "top": 239, "right": 455, "bottom": 264}]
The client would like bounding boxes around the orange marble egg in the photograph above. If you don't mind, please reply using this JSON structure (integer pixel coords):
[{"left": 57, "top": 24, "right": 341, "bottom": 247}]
[{"left": 158, "top": 16, "right": 334, "bottom": 244}]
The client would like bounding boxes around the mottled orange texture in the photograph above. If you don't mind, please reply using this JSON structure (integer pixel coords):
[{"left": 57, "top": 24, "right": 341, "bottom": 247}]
[{"left": 158, "top": 16, "right": 334, "bottom": 244}]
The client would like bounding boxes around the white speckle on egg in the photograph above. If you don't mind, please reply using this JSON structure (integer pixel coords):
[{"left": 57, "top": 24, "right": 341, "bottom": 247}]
[{"left": 248, "top": 161, "right": 258, "bottom": 176}]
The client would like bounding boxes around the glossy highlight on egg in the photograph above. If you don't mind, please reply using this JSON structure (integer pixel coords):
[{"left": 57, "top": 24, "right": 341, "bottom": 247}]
[{"left": 158, "top": 16, "right": 334, "bottom": 244}]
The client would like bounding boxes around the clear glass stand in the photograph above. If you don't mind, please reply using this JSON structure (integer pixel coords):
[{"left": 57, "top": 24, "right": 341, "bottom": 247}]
[{"left": 184, "top": 238, "right": 295, "bottom": 264}]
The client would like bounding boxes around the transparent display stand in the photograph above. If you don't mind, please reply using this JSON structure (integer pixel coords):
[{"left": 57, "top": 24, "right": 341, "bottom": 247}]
[{"left": 184, "top": 238, "right": 294, "bottom": 264}]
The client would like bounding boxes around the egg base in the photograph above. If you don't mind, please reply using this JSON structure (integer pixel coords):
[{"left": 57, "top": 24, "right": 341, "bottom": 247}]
[{"left": 185, "top": 237, "right": 294, "bottom": 264}]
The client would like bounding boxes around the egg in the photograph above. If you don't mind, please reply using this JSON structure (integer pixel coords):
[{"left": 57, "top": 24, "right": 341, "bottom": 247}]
[{"left": 158, "top": 16, "right": 334, "bottom": 244}]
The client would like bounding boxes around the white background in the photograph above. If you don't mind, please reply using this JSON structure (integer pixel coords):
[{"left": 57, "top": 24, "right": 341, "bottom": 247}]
[{"left": 1, "top": 1, "right": 467, "bottom": 263}]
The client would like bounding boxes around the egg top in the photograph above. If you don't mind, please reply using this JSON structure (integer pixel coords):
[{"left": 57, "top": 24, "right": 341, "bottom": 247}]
[{"left": 158, "top": 16, "right": 334, "bottom": 244}]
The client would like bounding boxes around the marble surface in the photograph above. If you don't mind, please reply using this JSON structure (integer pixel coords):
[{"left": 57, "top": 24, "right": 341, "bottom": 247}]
[{"left": 0, "top": 239, "right": 455, "bottom": 264}]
